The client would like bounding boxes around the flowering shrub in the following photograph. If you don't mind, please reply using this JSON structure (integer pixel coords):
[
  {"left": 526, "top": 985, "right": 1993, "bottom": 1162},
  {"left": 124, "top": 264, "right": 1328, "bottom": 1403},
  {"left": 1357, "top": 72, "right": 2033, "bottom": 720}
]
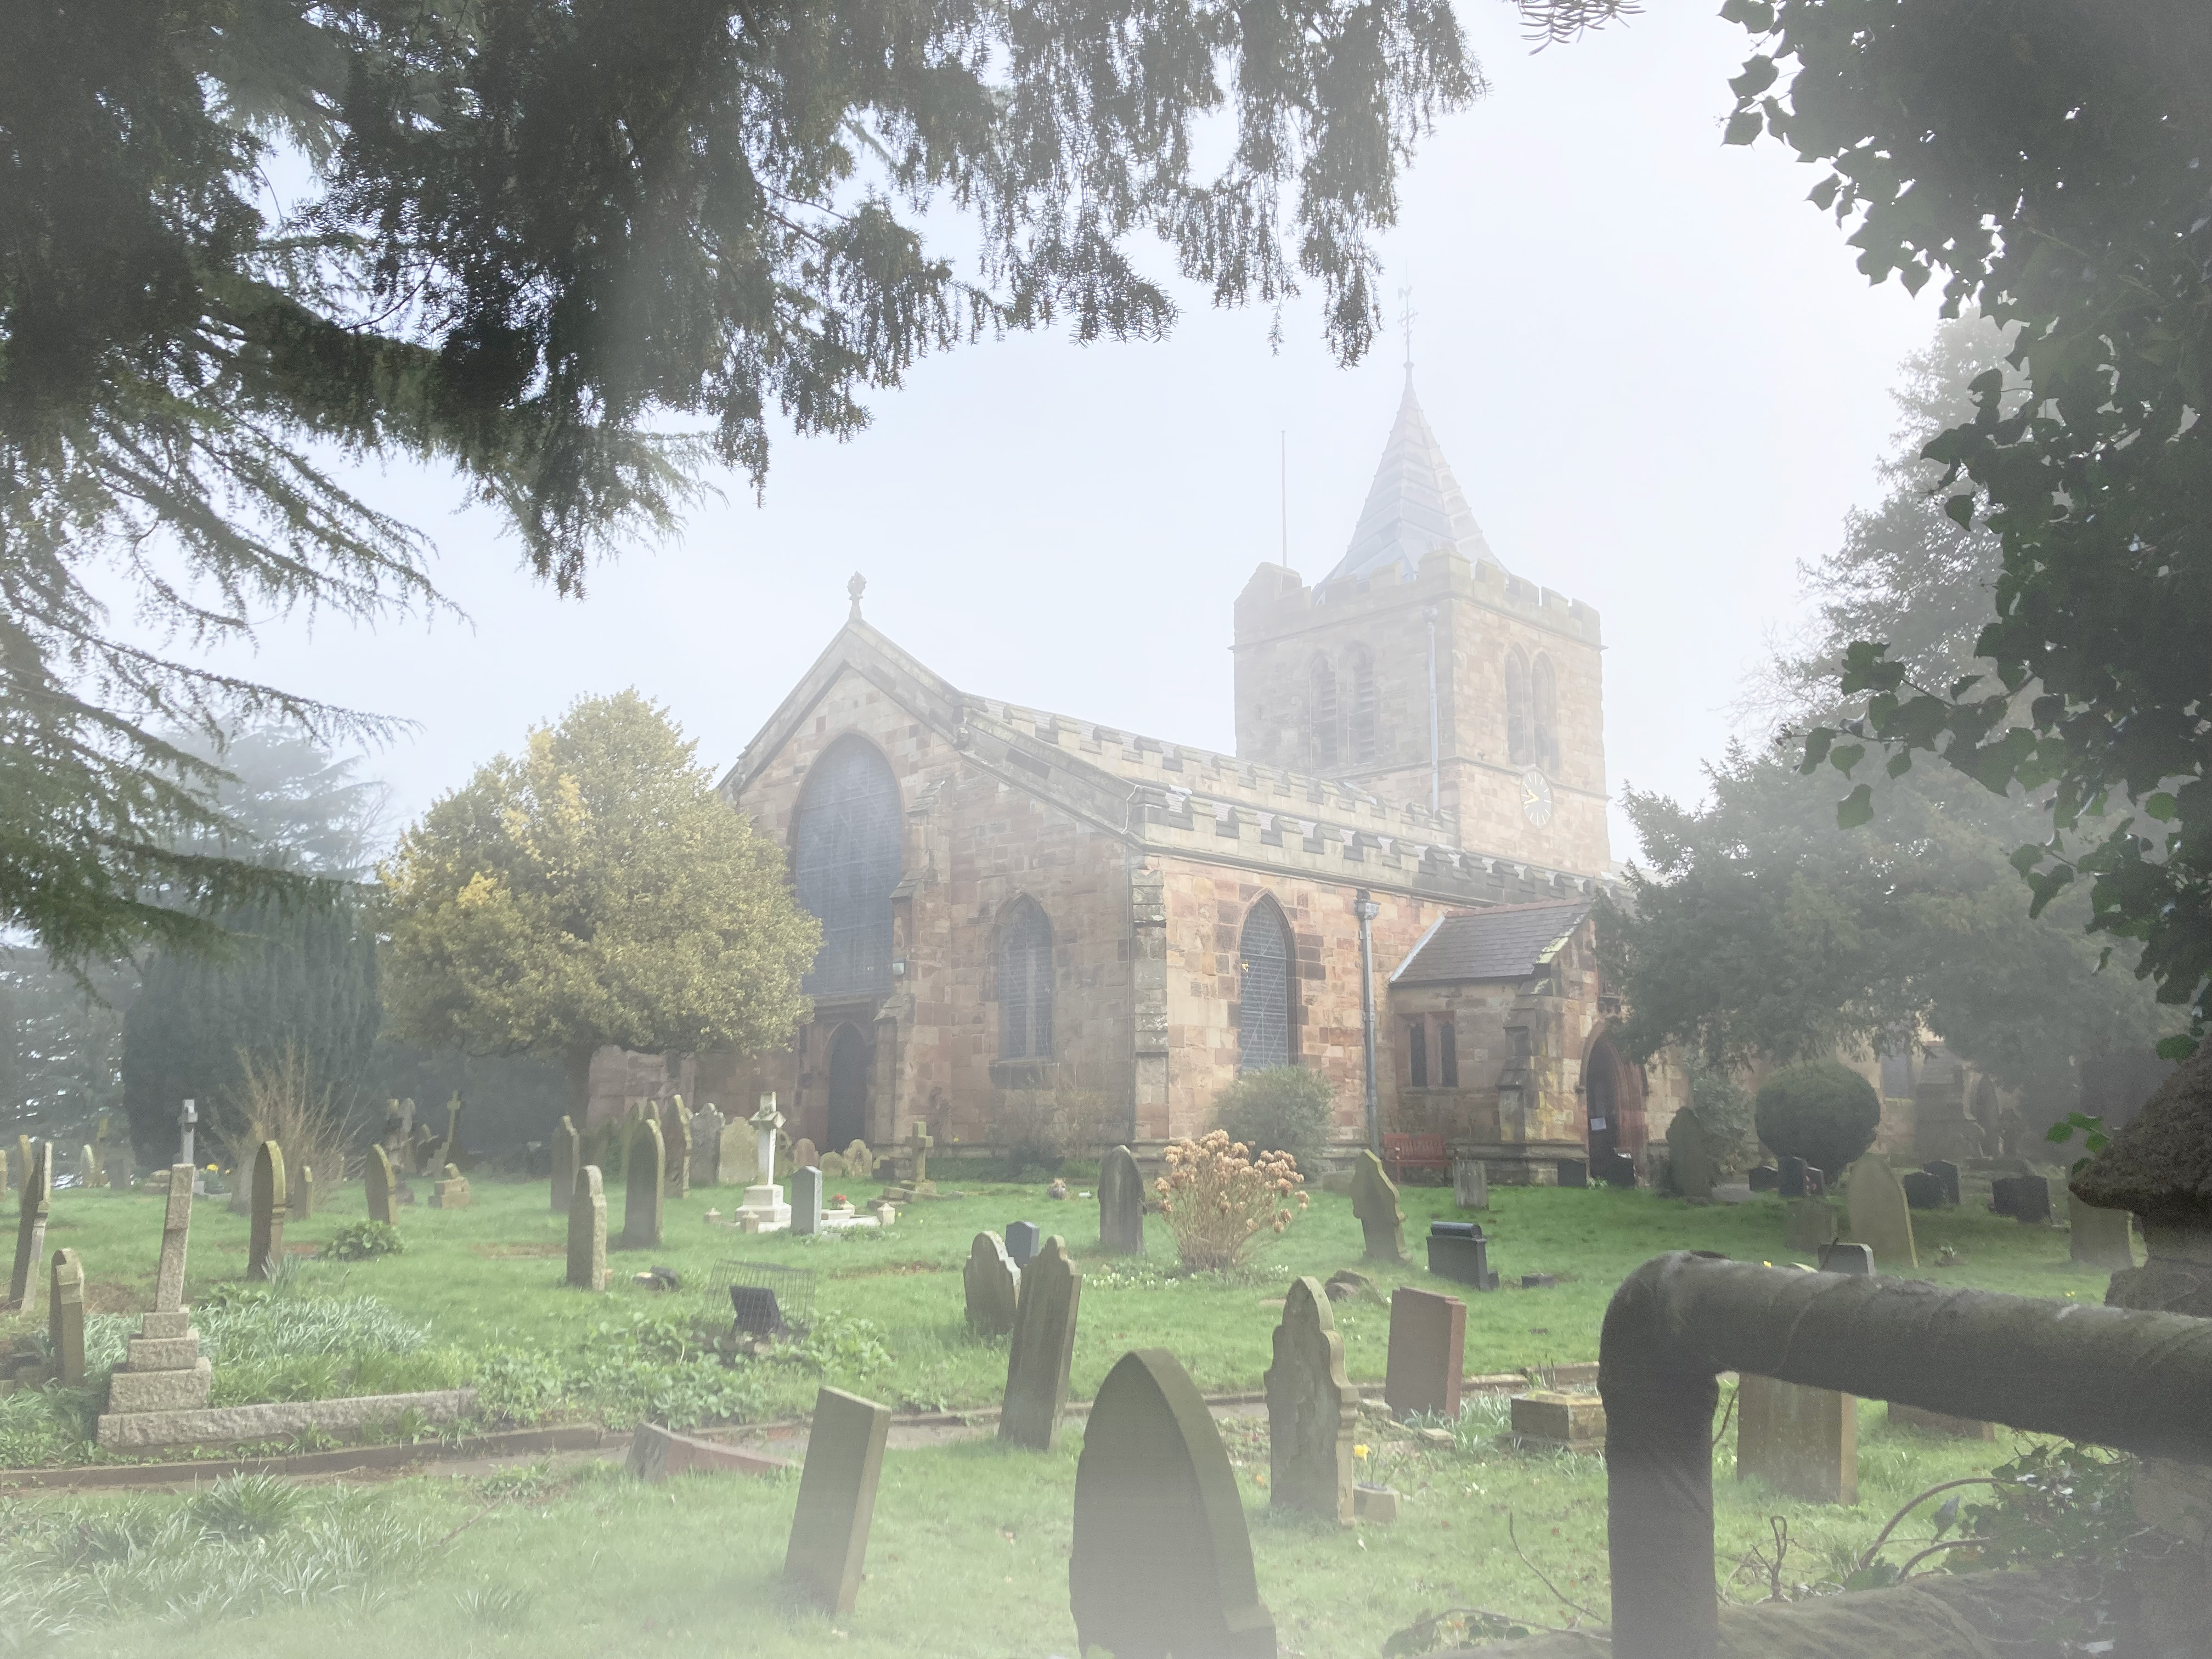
[{"left": 1154, "top": 1131, "right": 1308, "bottom": 1272}]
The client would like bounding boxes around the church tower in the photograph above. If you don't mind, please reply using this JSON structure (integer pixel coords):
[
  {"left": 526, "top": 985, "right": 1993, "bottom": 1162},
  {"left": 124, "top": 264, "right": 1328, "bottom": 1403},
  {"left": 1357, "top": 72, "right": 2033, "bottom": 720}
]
[{"left": 1232, "top": 374, "right": 1611, "bottom": 875}]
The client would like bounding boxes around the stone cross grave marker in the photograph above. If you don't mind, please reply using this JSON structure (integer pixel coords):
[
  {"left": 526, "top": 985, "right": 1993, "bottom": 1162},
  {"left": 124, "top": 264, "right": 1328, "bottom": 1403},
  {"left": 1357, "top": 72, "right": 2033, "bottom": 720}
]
[
  {"left": 1005, "top": 1220, "right": 1040, "bottom": 1269},
  {"left": 1453, "top": 1156, "right": 1489, "bottom": 1211},
  {"left": 783, "top": 1386, "right": 893, "bottom": 1615},
  {"left": 1384, "top": 1286, "right": 1466, "bottom": 1419},
  {"left": 248, "top": 1140, "right": 287, "bottom": 1282},
  {"left": 691, "top": 1105, "right": 724, "bottom": 1186},
  {"left": 1923, "top": 1159, "right": 1962, "bottom": 1206},
  {"left": 552, "top": 1116, "right": 579, "bottom": 1213},
  {"left": 1098, "top": 1145, "right": 1146, "bottom": 1254},
  {"left": 791, "top": 1164, "right": 825, "bottom": 1236},
  {"left": 1265, "top": 1275, "right": 1357, "bottom": 1522},
  {"left": 750, "top": 1094, "right": 784, "bottom": 1184},
  {"left": 661, "top": 1096, "right": 691, "bottom": 1199},
  {"left": 1785, "top": 1197, "right": 1838, "bottom": 1253},
  {"left": 1071, "top": 1348, "right": 1277, "bottom": 1659},
  {"left": 1737, "top": 1371, "right": 1857, "bottom": 1505},
  {"left": 1667, "top": 1109, "right": 1718, "bottom": 1201},
  {"left": 964, "top": 1232, "right": 1022, "bottom": 1336},
  {"left": 1000, "top": 1235, "right": 1081, "bottom": 1449},
  {"left": 8, "top": 1140, "right": 53, "bottom": 1313},
  {"left": 1351, "top": 1149, "right": 1407, "bottom": 1264},
  {"left": 436, "top": 1093, "right": 466, "bottom": 1170},
  {"left": 902, "top": 1121, "right": 932, "bottom": 1185},
  {"left": 153, "top": 1164, "right": 194, "bottom": 1311},
  {"left": 620, "top": 1116, "right": 665, "bottom": 1249},
  {"left": 102, "top": 1166, "right": 214, "bottom": 1431},
  {"left": 567, "top": 1166, "right": 607, "bottom": 1290},
  {"left": 1844, "top": 1153, "right": 1917, "bottom": 1270},
  {"left": 49, "top": 1248, "right": 86, "bottom": 1385},
  {"left": 2068, "top": 1192, "right": 2136, "bottom": 1270},
  {"left": 177, "top": 1100, "right": 196, "bottom": 1171},
  {"left": 366, "top": 1144, "right": 398, "bottom": 1226}
]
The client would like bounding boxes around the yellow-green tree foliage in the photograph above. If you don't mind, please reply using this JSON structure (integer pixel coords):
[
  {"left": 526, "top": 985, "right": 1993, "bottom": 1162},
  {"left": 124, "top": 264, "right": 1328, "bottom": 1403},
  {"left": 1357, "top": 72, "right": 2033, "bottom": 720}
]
[{"left": 380, "top": 692, "right": 817, "bottom": 1116}]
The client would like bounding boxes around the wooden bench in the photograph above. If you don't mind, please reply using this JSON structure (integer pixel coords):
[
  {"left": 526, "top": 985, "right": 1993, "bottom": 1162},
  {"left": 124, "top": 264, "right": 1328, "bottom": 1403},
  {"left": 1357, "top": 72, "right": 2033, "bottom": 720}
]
[{"left": 1383, "top": 1133, "right": 1450, "bottom": 1185}]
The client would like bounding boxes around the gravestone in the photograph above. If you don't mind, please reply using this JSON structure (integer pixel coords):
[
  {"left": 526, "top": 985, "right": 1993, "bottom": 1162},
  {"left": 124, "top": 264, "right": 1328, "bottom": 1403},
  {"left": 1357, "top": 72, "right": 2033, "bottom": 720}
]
[
  {"left": 620, "top": 1117, "right": 665, "bottom": 1249},
  {"left": 365, "top": 1144, "right": 397, "bottom": 1226},
  {"left": 1426, "top": 1221, "right": 1498, "bottom": 1289},
  {"left": 297, "top": 1165, "right": 314, "bottom": 1220},
  {"left": 1900, "top": 1171, "right": 1945, "bottom": 1210},
  {"left": 13, "top": 1135, "right": 29, "bottom": 1190},
  {"left": 1071, "top": 1348, "right": 1277, "bottom": 1659},
  {"left": 1666, "top": 1110, "right": 1718, "bottom": 1201},
  {"left": 552, "top": 1116, "right": 580, "bottom": 1212},
  {"left": 1452, "top": 1156, "right": 1488, "bottom": 1210},
  {"left": 1350, "top": 1150, "right": 1407, "bottom": 1263},
  {"left": 1005, "top": 1220, "right": 1041, "bottom": 1268},
  {"left": 1556, "top": 1157, "right": 1588, "bottom": 1188},
  {"left": 790, "top": 1165, "right": 825, "bottom": 1237},
  {"left": 1818, "top": 1242, "right": 1875, "bottom": 1276},
  {"left": 691, "top": 1105, "right": 725, "bottom": 1186},
  {"left": 1778, "top": 1156, "right": 1810, "bottom": 1199},
  {"left": 410, "top": 1121, "right": 438, "bottom": 1177},
  {"left": 1594, "top": 1149, "right": 1638, "bottom": 1188},
  {"left": 1923, "top": 1159, "right": 1962, "bottom": 1207},
  {"left": 783, "top": 1386, "right": 893, "bottom": 1615},
  {"left": 2068, "top": 1192, "right": 2136, "bottom": 1269},
  {"left": 1785, "top": 1197, "right": 1838, "bottom": 1253},
  {"left": 8, "top": 1140, "right": 52, "bottom": 1313},
  {"left": 101, "top": 1167, "right": 212, "bottom": 1426},
  {"left": 1264, "top": 1276, "right": 1357, "bottom": 1523},
  {"left": 247, "top": 1140, "right": 287, "bottom": 1282},
  {"left": 838, "top": 1139, "right": 874, "bottom": 1180},
  {"left": 49, "top": 1248, "right": 85, "bottom": 1385},
  {"left": 436, "top": 1093, "right": 467, "bottom": 1170},
  {"left": 151, "top": 1163, "right": 194, "bottom": 1311},
  {"left": 430, "top": 1163, "right": 472, "bottom": 1208},
  {"left": 1000, "top": 1235, "right": 1081, "bottom": 1449},
  {"left": 793, "top": 1137, "right": 820, "bottom": 1171},
  {"left": 1737, "top": 1372, "right": 1857, "bottom": 1505},
  {"left": 78, "top": 1143, "right": 101, "bottom": 1189},
  {"left": 1747, "top": 1164, "right": 1780, "bottom": 1193},
  {"left": 1991, "top": 1173, "right": 2053, "bottom": 1224},
  {"left": 964, "top": 1232, "right": 1022, "bottom": 1336},
  {"left": 1384, "top": 1286, "right": 1466, "bottom": 1419},
  {"left": 567, "top": 1166, "right": 608, "bottom": 1290},
  {"left": 1098, "top": 1144, "right": 1146, "bottom": 1254},
  {"left": 661, "top": 1097, "right": 691, "bottom": 1199},
  {"left": 1844, "top": 1153, "right": 1916, "bottom": 1270},
  {"left": 720, "top": 1110, "right": 756, "bottom": 1186}
]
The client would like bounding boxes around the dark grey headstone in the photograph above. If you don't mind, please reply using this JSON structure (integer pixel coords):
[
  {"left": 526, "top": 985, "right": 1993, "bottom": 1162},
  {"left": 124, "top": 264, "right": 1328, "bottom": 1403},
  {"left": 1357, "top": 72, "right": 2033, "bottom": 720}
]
[
  {"left": 1005, "top": 1220, "right": 1041, "bottom": 1268},
  {"left": 1555, "top": 1158, "right": 1588, "bottom": 1189},
  {"left": 1817, "top": 1242, "right": 1874, "bottom": 1276},
  {"left": 1923, "top": 1159, "right": 1962, "bottom": 1206},
  {"left": 1426, "top": 1229, "right": 1497, "bottom": 1290},
  {"left": 1778, "top": 1156, "right": 1809, "bottom": 1199},
  {"left": 1747, "top": 1164, "right": 1780, "bottom": 1193},
  {"left": 1900, "top": 1171, "right": 1945, "bottom": 1210},
  {"left": 1098, "top": 1146, "right": 1146, "bottom": 1255},
  {"left": 1000, "top": 1237, "right": 1081, "bottom": 1450},
  {"left": 1990, "top": 1174, "right": 2052, "bottom": 1224},
  {"left": 1594, "top": 1150, "right": 1638, "bottom": 1188}
]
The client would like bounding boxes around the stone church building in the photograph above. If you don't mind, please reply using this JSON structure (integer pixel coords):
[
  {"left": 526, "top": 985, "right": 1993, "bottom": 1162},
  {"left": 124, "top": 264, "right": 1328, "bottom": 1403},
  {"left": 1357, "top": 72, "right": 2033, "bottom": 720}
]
[{"left": 701, "top": 376, "right": 1686, "bottom": 1179}]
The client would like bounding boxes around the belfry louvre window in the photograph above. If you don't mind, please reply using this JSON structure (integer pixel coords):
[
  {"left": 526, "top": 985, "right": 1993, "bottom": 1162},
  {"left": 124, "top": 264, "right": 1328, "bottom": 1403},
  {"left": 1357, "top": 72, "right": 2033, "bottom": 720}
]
[
  {"left": 1506, "top": 650, "right": 1533, "bottom": 765},
  {"left": 1237, "top": 899, "right": 1296, "bottom": 1072},
  {"left": 1531, "top": 654, "right": 1560, "bottom": 771},
  {"left": 999, "top": 898, "right": 1055, "bottom": 1059},
  {"left": 791, "top": 737, "right": 903, "bottom": 997},
  {"left": 1348, "top": 644, "right": 1380, "bottom": 766},
  {"left": 1308, "top": 656, "right": 1341, "bottom": 772}
]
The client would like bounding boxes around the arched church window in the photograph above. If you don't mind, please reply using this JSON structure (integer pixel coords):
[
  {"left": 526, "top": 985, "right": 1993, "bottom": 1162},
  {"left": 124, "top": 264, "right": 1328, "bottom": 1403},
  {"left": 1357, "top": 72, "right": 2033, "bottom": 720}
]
[
  {"left": 1531, "top": 653, "right": 1559, "bottom": 770},
  {"left": 1505, "top": 650, "right": 1532, "bottom": 764},
  {"left": 1347, "top": 644, "right": 1380, "bottom": 766},
  {"left": 790, "top": 736, "right": 903, "bottom": 997},
  {"left": 1307, "top": 656, "right": 1340, "bottom": 772},
  {"left": 1237, "top": 898, "right": 1296, "bottom": 1072},
  {"left": 998, "top": 897, "right": 1055, "bottom": 1059}
]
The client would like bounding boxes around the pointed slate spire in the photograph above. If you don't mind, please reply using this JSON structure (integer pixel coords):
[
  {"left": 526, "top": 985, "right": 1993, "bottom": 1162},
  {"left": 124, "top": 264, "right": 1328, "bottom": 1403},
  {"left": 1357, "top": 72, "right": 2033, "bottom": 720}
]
[{"left": 1325, "top": 373, "right": 1500, "bottom": 586}]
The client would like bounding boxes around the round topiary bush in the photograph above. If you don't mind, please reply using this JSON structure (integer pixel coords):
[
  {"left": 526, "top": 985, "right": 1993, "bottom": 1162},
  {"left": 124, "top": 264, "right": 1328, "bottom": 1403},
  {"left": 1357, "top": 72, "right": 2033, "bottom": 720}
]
[{"left": 1753, "top": 1060, "right": 1882, "bottom": 1178}]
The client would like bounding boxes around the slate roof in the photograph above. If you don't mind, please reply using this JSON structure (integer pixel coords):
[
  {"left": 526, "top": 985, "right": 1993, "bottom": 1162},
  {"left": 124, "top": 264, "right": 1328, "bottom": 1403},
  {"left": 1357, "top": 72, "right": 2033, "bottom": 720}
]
[
  {"left": 1323, "top": 372, "right": 1503, "bottom": 586},
  {"left": 1390, "top": 899, "right": 1593, "bottom": 985}
]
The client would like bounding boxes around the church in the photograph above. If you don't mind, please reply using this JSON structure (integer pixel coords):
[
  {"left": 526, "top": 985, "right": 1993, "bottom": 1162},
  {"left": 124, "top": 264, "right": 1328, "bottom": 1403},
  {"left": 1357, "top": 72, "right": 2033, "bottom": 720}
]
[{"left": 701, "top": 375, "right": 1687, "bottom": 1181}]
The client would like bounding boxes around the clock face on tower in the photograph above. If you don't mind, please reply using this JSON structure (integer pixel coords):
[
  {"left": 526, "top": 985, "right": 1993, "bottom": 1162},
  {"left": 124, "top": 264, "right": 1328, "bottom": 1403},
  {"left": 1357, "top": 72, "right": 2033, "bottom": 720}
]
[{"left": 1520, "top": 768, "right": 1554, "bottom": 827}]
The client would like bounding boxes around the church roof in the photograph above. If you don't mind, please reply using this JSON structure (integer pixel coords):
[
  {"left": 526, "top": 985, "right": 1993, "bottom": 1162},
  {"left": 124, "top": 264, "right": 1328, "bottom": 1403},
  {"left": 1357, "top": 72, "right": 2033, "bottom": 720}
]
[
  {"left": 1390, "top": 899, "right": 1592, "bottom": 985},
  {"left": 1323, "top": 373, "right": 1502, "bottom": 586}
]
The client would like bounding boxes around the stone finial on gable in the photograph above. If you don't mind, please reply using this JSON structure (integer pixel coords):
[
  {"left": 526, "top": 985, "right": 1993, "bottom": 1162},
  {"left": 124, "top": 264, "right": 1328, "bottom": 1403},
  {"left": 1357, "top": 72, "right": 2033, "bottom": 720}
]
[{"left": 847, "top": 572, "right": 866, "bottom": 620}]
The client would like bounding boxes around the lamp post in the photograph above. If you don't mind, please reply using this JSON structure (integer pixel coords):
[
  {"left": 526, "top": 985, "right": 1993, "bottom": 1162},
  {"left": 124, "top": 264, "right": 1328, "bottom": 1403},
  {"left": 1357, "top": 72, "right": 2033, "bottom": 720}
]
[{"left": 1355, "top": 890, "right": 1381, "bottom": 1155}]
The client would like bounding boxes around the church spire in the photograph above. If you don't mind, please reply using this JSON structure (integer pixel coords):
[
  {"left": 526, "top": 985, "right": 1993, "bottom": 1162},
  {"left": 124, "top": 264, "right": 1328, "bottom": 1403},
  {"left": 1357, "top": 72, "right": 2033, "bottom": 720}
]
[{"left": 1322, "top": 375, "right": 1499, "bottom": 588}]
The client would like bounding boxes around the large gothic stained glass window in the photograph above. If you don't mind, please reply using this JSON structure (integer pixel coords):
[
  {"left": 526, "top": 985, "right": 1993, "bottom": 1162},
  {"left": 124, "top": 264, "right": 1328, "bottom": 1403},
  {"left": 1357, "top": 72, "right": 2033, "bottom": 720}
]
[
  {"left": 791, "top": 737, "right": 903, "bottom": 997},
  {"left": 998, "top": 898, "right": 1055, "bottom": 1059},
  {"left": 1237, "top": 898, "right": 1296, "bottom": 1072}
]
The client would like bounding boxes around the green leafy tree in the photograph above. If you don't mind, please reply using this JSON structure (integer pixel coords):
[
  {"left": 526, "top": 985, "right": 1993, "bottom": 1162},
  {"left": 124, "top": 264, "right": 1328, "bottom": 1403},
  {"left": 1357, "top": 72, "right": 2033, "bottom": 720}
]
[
  {"left": 0, "top": 949, "right": 130, "bottom": 1148},
  {"left": 2, "top": 0, "right": 1481, "bottom": 967},
  {"left": 380, "top": 691, "right": 819, "bottom": 1121}
]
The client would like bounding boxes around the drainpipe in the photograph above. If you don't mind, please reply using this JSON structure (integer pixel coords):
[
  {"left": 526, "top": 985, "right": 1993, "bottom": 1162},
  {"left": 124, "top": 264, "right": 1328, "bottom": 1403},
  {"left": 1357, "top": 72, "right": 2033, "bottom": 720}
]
[
  {"left": 1355, "top": 889, "right": 1381, "bottom": 1155},
  {"left": 1600, "top": 1252, "right": 2212, "bottom": 1659}
]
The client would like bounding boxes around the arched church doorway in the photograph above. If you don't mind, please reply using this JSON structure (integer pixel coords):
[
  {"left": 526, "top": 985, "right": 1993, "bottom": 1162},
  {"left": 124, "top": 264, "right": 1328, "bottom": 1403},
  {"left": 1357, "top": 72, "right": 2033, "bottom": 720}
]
[
  {"left": 826, "top": 1024, "right": 871, "bottom": 1150},
  {"left": 1585, "top": 1034, "right": 1624, "bottom": 1164}
]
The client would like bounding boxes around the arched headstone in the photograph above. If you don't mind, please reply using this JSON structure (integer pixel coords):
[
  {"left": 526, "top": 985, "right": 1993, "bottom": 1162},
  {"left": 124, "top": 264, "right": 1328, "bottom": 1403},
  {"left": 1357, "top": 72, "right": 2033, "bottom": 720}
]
[
  {"left": 1264, "top": 1277, "right": 1356, "bottom": 1522},
  {"left": 248, "top": 1140, "right": 287, "bottom": 1281},
  {"left": 621, "top": 1117, "right": 665, "bottom": 1249},
  {"left": 964, "top": 1232, "right": 1021, "bottom": 1336},
  {"left": 365, "top": 1144, "right": 397, "bottom": 1226},
  {"left": 1099, "top": 1146, "right": 1146, "bottom": 1255},
  {"left": 567, "top": 1166, "right": 607, "bottom": 1290}
]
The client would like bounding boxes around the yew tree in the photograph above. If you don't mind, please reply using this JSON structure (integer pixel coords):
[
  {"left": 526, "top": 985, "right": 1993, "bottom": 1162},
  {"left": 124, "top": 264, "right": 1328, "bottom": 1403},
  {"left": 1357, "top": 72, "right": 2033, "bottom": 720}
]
[{"left": 379, "top": 691, "right": 819, "bottom": 1119}]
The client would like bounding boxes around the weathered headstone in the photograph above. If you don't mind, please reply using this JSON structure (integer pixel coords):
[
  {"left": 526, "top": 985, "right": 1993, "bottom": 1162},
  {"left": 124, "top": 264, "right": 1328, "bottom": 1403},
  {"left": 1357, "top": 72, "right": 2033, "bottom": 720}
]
[
  {"left": 247, "top": 1140, "right": 287, "bottom": 1282},
  {"left": 783, "top": 1386, "right": 893, "bottom": 1615},
  {"left": 0, "top": 1146, "right": 8, "bottom": 1197},
  {"left": 719, "top": 1109, "right": 755, "bottom": 1186},
  {"left": 1071, "top": 1348, "right": 1277, "bottom": 1659},
  {"left": 78, "top": 1143, "right": 101, "bottom": 1189},
  {"left": 838, "top": 1139, "right": 874, "bottom": 1180},
  {"left": 1666, "top": 1110, "right": 1718, "bottom": 1201},
  {"left": 1923, "top": 1159, "right": 1962, "bottom": 1207},
  {"left": 2068, "top": 1192, "right": 2136, "bottom": 1269},
  {"left": 1099, "top": 1144, "right": 1145, "bottom": 1254},
  {"left": 410, "top": 1121, "right": 438, "bottom": 1177},
  {"left": 964, "top": 1232, "right": 1022, "bottom": 1336},
  {"left": 14, "top": 1135, "right": 31, "bottom": 1190},
  {"left": 1384, "top": 1286, "right": 1466, "bottom": 1419},
  {"left": 1991, "top": 1173, "right": 2053, "bottom": 1224},
  {"left": 365, "top": 1143, "right": 397, "bottom": 1226},
  {"left": 1005, "top": 1219, "right": 1041, "bottom": 1268},
  {"left": 8, "top": 1140, "right": 52, "bottom": 1313},
  {"left": 1000, "top": 1235, "right": 1081, "bottom": 1449},
  {"left": 1747, "top": 1163, "right": 1780, "bottom": 1193},
  {"left": 1844, "top": 1153, "right": 1916, "bottom": 1270},
  {"left": 1784, "top": 1196, "right": 1838, "bottom": 1252},
  {"left": 552, "top": 1115, "right": 580, "bottom": 1212},
  {"left": 691, "top": 1105, "right": 725, "bottom": 1186},
  {"left": 430, "top": 1163, "right": 472, "bottom": 1209},
  {"left": 793, "top": 1136, "right": 820, "bottom": 1171},
  {"left": 153, "top": 1163, "right": 193, "bottom": 1311},
  {"left": 1900, "top": 1170, "right": 1945, "bottom": 1210},
  {"left": 661, "top": 1097, "right": 692, "bottom": 1199},
  {"left": 48, "top": 1247, "right": 85, "bottom": 1385},
  {"left": 628, "top": 1420, "right": 786, "bottom": 1481},
  {"left": 1737, "top": 1372, "right": 1857, "bottom": 1505},
  {"left": 1351, "top": 1149, "right": 1407, "bottom": 1263},
  {"left": 620, "top": 1116, "right": 665, "bottom": 1249},
  {"left": 100, "top": 1168, "right": 213, "bottom": 1429},
  {"left": 1265, "top": 1276, "right": 1357, "bottom": 1523},
  {"left": 567, "top": 1166, "right": 608, "bottom": 1290},
  {"left": 1452, "top": 1156, "right": 1489, "bottom": 1210},
  {"left": 790, "top": 1164, "right": 825, "bottom": 1237}
]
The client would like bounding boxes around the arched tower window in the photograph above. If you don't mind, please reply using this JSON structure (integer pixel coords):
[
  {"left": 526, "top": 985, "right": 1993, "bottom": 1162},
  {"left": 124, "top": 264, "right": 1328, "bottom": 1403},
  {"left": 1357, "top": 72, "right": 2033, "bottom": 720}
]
[
  {"left": 1237, "top": 897, "right": 1296, "bottom": 1072},
  {"left": 1531, "top": 653, "right": 1559, "bottom": 771},
  {"left": 1347, "top": 644, "right": 1380, "bottom": 766},
  {"left": 790, "top": 736, "right": 902, "bottom": 997},
  {"left": 998, "top": 897, "right": 1055, "bottom": 1059},
  {"left": 1505, "top": 650, "right": 1532, "bottom": 764},
  {"left": 1307, "top": 656, "right": 1341, "bottom": 772}
]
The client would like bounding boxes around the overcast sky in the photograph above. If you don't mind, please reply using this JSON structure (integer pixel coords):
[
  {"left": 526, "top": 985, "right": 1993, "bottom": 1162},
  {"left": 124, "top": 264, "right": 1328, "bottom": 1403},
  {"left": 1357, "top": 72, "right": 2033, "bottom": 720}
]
[{"left": 210, "top": 1, "right": 1937, "bottom": 866}]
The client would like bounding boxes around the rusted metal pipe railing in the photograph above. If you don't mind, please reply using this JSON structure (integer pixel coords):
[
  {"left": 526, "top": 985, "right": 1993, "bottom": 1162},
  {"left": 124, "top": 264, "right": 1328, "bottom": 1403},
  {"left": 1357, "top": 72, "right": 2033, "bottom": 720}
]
[{"left": 1600, "top": 1251, "right": 2212, "bottom": 1659}]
